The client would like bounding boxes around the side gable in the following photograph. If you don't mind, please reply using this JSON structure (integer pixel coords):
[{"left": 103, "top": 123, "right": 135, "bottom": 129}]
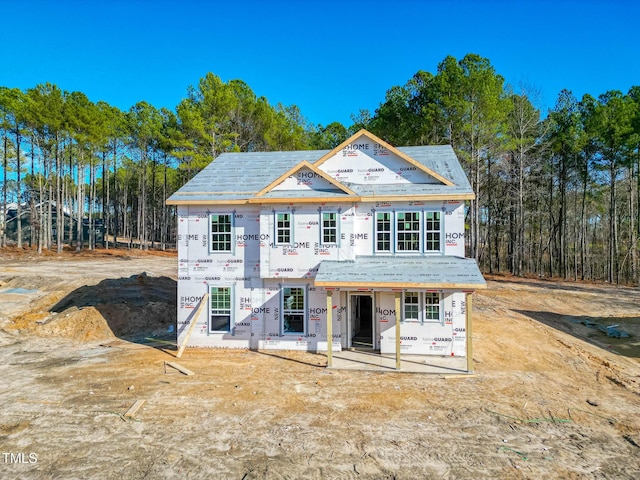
[{"left": 314, "top": 130, "right": 455, "bottom": 186}]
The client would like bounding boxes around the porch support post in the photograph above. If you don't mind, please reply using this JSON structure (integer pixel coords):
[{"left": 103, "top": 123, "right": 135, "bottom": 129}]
[
  {"left": 326, "top": 290, "right": 333, "bottom": 368},
  {"left": 395, "top": 291, "right": 401, "bottom": 371},
  {"left": 465, "top": 292, "right": 473, "bottom": 374}
]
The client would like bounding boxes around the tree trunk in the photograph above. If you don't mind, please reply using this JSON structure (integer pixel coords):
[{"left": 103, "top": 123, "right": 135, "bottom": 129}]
[
  {"left": 609, "top": 159, "right": 617, "bottom": 283},
  {"left": 76, "top": 159, "right": 83, "bottom": 253},
  {"left": 56, "top": 138, "right": 63, "bottom": 253},
  {"left": 16, "top": 129, "right": 22, "bottom": 248},
  {"left": 2, "top": 133, "right": 8, "bottom": 248}
]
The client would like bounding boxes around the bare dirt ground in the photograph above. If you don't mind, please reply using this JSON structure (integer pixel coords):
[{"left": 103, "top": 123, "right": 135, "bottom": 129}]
[{"left": 0, "top": 248, "right": 639, "bottom": 479}]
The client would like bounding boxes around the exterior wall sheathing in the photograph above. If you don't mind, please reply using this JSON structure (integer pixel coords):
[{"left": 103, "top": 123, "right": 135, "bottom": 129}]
[{"left": 177, "top": 201, "right": 470, "bottom": 356}]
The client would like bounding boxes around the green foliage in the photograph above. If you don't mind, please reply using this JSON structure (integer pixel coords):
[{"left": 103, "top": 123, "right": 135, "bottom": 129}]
[
  {"left": 2, "top": 60, "right": 640, "bottom": 282},
  {"left": 309, "top": 122, "right": 349, "bottom": 149}
]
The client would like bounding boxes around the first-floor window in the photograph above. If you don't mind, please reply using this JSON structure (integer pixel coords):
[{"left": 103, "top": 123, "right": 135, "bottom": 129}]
[
  {"left": 282, "top": 287, "right": 306, "bottom": 334},
  {"left": 276, "top": 212, "right": 292, "bottom": 244},
  {"left": 424, "top": 292, "right": 441, "bottom": 321},
  {"left": 403, "top": 292, "right": 420, "bottom": 322},
  {"left": 210, "top": 286, "right": 232, "bottom": 332},
  {"left": 402, "top": 292, "right": 442, "bottom": 323}
]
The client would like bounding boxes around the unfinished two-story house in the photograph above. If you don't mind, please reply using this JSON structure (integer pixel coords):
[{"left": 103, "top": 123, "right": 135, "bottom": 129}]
[{"left": 166, "top": 130, "right": 486, "bottom": 369}]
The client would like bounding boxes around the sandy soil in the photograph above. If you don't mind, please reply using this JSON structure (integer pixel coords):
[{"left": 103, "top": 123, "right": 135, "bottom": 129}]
[{"left": 0, "top": 248, "right": 638, "bottom": 479}]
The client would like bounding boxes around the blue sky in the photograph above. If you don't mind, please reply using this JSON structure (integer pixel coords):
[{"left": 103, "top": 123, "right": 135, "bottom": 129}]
[{"left": 0, "top": 0, "right": 638, "bottom": 127}]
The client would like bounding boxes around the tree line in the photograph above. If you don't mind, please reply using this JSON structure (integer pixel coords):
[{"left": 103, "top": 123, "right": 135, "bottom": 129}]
[
  {"left": 2, "top": 55, "right": 640, "bottom": 284},
  {"left": 360, "top": 54, "right": 640, "bottom": 285},
  {"left": 0, "top": 74, "right": 325, "bottom": 254}
]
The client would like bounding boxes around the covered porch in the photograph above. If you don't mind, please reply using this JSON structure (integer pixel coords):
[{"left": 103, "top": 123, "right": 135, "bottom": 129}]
[{"left": 315, "top": 256, "right": 487, "bottom": 373}]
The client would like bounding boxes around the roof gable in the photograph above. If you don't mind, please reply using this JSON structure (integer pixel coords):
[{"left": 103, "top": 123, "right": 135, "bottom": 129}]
[
  {"left": 254, "top": 160, "right": 356, "bottom": 198},
  {"left": 314, "top": 130, "right": 455, "bottom": 186}
]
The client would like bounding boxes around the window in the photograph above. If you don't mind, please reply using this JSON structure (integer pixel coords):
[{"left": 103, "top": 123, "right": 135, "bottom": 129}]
[
  {"left": 425, "top": 212, "right": 441, "bottom": 252},
  {"left": 424, "top": 292, "right": 440, "bottom": 321},
  {"left": 209, "top": 286, "right": 231, "bottom": 332},
  {"left": 321, "top": 212, "right": 338, "bottom": 244},
  {"left": 403, "top": 292, "right": 420, "bottom": 322},
  {"left": 210, "top": 214, "right": 232, "bottom": 252},
  {"left": 375, "top": 212, "right": 392, "bottom": 252},
  {"left": 402, "top": 292, "right": 441, "bottom": 323},
  {"left": 396, "top": 212, "right": 420, "bottom": 251},
  {"left": 282, "top": 287, "right": 306, "bottom": 334},
  {"left": 276, "top": 212, "right": 292, "bottom": 245}
]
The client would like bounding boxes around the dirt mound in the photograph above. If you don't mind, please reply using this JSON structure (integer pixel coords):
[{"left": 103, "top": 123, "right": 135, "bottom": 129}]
[{"left": 4, "top": 272, "right": 176, "bottom": 341}]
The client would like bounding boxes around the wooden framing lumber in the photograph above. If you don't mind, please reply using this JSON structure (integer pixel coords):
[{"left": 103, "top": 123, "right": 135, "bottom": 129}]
[
  {"left": 165, "top": 361, "right": 195, "bottom": 376},
  {"left": 176, "top": 292, "right": 209, "bottom": 358},
  {"left": 313, "top": 129, "right": 456, "bottom": 187},
  {"left": 466, "top": 292, "right": 474, "bottom": 374},
  {"left": 124, "top": 400, "right": 146, "bottom": 418},
  {"left": 395, "top": 292, "right": 402, "bottom": 371},
  {"left": 314, "top": 280, "right": 486, "bottom": 290},
  {"left": 254, "top": 160, "right": 357, "bottom": 197},
  {"left": 326, "top": 290, "right": 333, "bottom": 367},
  {"left": 168, "top": 192, "right": 476, "bottom": 206}
]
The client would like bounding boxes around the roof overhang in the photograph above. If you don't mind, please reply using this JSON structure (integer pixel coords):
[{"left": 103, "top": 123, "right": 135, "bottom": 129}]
[
  {"left": 315, "top": 256, "right": 487, "bottom": 290},
  {"left": 166, "top": 192, "right": 474, "bottom": 206}
]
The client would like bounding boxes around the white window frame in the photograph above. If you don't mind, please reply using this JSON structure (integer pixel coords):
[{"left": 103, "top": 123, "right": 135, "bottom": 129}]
[
  {"left": 209, "top": 286, "right": 232, "bottom": 333},
  {"left": 320, "top": 211, "right": 339, "bottom": 245},
  {"left": 209, "top": 213, "right": 233, "bottom": 253},
  {"left": 423, "top": 292, "right": 442, "bottom": 323},
  {"left": 281, "top": 286, "right": 307, "bottom": 335},
  {"left": 403, "top": 291, "right": 421, "bottom": 322},
  {"left": 275, "top": 212, "right": 293, "bottom": 245},
  {"left": 395, "top": 211, "right": 421, "bottom": 253},
  {"left": 424, "top": 211, "right": 442, "bottom": 253},
  {"left": 402, "top": 291, "right": 442, "bottom": 324},
  {"left": 374, "top": 211, "right": 392, "bottom": 252}
]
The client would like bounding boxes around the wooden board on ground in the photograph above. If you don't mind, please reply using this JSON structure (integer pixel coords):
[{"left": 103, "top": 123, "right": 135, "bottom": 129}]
[
  {"left": 124, "top": 399, "right": 146, "bottom": 418},
  {"left": 165, "top": 361, "right": 195, "bottom": 376}
]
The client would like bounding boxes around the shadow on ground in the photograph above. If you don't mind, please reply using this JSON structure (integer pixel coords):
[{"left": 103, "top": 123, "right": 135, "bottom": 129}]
[
  {"left": 515, "top": 309, "right": 640, "bottom": 359},
  {"left": 49, "top": 272, "right": 177, "bottom": 346}
]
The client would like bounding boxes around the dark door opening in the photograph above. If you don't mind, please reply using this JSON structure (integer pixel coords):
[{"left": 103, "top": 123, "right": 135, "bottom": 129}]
[{"left": 351, "top": 295, "right": 374, "bottom": 349}]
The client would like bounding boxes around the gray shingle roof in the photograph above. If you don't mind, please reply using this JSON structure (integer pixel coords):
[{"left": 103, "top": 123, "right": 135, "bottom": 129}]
[
  {"left": 167, "top": 144, "right": 472, "bottom": 204},
  {"left": 315, "top": 256, "right": 486, "bottom": 289}
]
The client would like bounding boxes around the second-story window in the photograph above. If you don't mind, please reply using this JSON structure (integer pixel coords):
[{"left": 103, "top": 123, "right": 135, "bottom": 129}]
[
  {"left": 321, "top": 212, "right": 338, "bottom": 244},
  {"left": 396, "top": 212, "right": 420, "bottom": 251},
  {"left": 425, "top": 212, "right": 441, "bottom": 252},
  {"left": 276, "top": 212, "right": 292, "bottom": 244},
  {"left": 375, "top": 212, "right": 392, "bottom": 252},
  {"left": 210, "top": 214, "right": 232, "bottom": 252}
]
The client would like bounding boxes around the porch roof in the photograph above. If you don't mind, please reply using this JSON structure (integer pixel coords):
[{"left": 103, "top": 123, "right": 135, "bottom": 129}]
[{"left": 314, "top": 256, "right": 486, "bottom": 290}]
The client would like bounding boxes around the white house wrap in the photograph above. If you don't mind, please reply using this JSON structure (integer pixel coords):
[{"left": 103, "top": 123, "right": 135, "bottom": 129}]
[{"left": 167, "top": 130, "right": 486, "bottom": 367}]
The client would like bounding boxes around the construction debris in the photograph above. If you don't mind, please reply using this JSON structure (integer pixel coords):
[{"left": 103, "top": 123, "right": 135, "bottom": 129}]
[
  {"left": 164, "top": 361, "right": 195, "bottom": 376},
  {"left": 575, "top": 318, "right": 631, "bottom": 338},
  {"left": 123, "top": 399, "right": 146, "bottom": 418}
]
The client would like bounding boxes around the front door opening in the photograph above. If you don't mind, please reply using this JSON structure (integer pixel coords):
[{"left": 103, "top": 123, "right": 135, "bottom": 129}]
[{"left": 351, "top": 294, "right": 374, "bottom": 349}]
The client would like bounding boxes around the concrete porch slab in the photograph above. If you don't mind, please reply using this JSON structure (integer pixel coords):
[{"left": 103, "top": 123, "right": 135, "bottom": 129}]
[{"left": 322, "top": 350, "right": 471, "bottom": 374}]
